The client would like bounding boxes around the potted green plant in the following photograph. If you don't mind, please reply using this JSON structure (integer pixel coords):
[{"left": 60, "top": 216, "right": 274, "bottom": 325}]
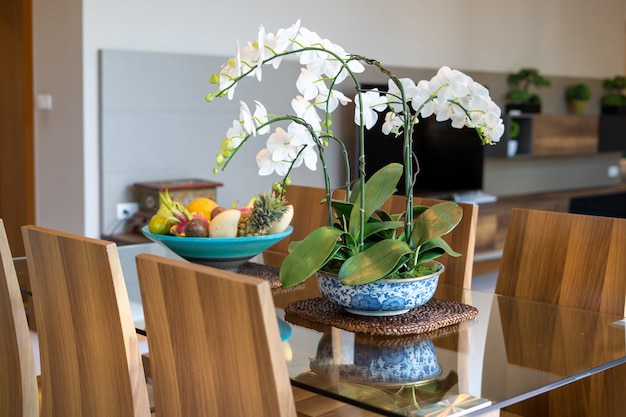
[
  {"left": 601, "top": 75, "right": 626, "bottom": 114},
  {"left": 506, "top": 68, "right": 551, "bottom": 114},
  {"left": 565, "top": 83, "right": 591, "bottom": 114},
  {"left": 205, "top": 21, "right": 504, "bottom": 315},
  {"left": 507, "top": 119, "right": 520, "bottom": 157}
]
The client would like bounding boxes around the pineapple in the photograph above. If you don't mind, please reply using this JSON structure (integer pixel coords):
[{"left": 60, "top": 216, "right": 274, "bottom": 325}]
[{"left": 237, "top": 193, "right": 289, "bottom": 236}]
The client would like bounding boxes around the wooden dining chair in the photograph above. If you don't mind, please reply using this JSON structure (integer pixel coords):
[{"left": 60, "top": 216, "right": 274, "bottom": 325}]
[
  {"left": 0, "top": 219, "right": 39, "bottom": 417},
  {"left": 494, "top": 208, "right": 626, "bottom": 417},
  {"left": 135, "top": 253, "right": 387, "bottom": 417},
  {"left": 265, "top": 184, "right": 478, "bottom": 289},
  {"left": 21, "top": 225, "right": 151, "bottom": 417}
]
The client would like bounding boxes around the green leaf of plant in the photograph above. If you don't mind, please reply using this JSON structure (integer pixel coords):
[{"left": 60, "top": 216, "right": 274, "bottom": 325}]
[
  {"left": 374, "top": 208, "right": 394, "bottom": 221},
  {"left": 411, "top": 205, "right": 429, "bottom": 216},
  {"left": 330, "top": 200, "right": 353, "bottom": 222},
  {"left": 410, "top": 202, "right": 462, "bottom": 247},
  {"left": 338, "top": 239, "right": 412, "bottom": 285},
  {"left": 416, "top": 236, "right": 462, "bottom": 265},
  {"left": 416, "top": 248, "right": 445, "bottom": 265},
  {"left": 363, "top": 220, "right": 404, "bottom": 239},
  {"left": 280, "top": 226, "right": 344, "bottom": 288},
  {"left": 348, "top": 182, "right": 362, "bottom": 204},
  {"left": 348, "top": 163, "right": 403, "bottom": 238},
  {"left": 422, "top": 236, "right": 462, "bottom": 257}
]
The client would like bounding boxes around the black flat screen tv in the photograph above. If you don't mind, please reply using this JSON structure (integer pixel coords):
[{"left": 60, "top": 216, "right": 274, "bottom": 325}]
[{"left": 360, "top": 85, "right": 485, "bottom": 198}]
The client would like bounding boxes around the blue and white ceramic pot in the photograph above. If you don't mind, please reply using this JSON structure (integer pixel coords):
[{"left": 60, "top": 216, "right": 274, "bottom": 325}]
[
  {"left": 316, "top": 261, "right": 443, "bottom": 316},
  {"left": 311, "top": 333, "right": 442, "bottom": 386}
]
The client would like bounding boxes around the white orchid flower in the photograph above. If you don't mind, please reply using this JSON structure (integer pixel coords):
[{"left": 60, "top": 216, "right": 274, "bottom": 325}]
[
  {"left": 263, "top": 20, "right": 301, "bottom": 70},
  {"left": 288, "top": 122, "right": 318, "bottom": 171},
  {"left": 273, "top": 20, "right": 300, "bottom": 55},
  {"left": 254, "top": 25, "right": 265, "bottom": 80},
  {"left": 256, "top": 127, "right": 300, "bottom": 176},
  {"left": 296, "top": 68, "right": 322, "bottom": 101},
  {"left": 239, "top": 101, "right": 256, "bottom": 136},
  {"left": 253, "top": 101, "right": 270, "bottom": 135},
  {"left": 295, "top": 28, "right": 324, "bottom": 67},
  {"left": 218, "top": 44, "right": 241, "bottom": 100},
  {"left": 387, "top": 78, "right": 418, "bottom": 113},
  {"left": 315, "top": 82, "right": 351, "bottom": 112},
  {"left": 256, "top": 148, "right": 292, "bottom": 176},
  {"left": 212, "top": 22, "right": 505, "bottom": 213},
  {"left": 382, "top": 111, "right": 404, "bottom": 135},
  {"left": 354, "top": 89, "right": 388, "bottom": 129},
  {"left": 291, "top": 95, "right": 322, "bottom": 131},
  {"left": 411, "top": 80, "right": 436, "bottom": 118},
  {"left": 268, "top": 127, "right": 297, "bottom": 161},
  {"left": 225, "top": 119, "right": 246, "bottom": 148}
]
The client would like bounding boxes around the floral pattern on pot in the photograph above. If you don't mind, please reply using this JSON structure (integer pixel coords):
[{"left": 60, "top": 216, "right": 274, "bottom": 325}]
[
  {"left": 312, "top": 333, "right": 442, "bottom": 386},
  {"left": 316, "top": 262, "right": 443, "bottom": 316}
]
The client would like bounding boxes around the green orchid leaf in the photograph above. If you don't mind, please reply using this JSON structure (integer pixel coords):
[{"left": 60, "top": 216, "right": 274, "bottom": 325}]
[
  {"left": 411, "top": 205, "right": 429, "bottom": 216},
  {"left": 421, "top": 236, "right": 462, "bottom": 257},
  {"left": 374, "top": 208, "right": 394, "bottom": 222},
  {"left": 363, "top": 220, "right": 404, "bottom": 240},
  {"left": 330, "top": 200, "right": 353, "bottom": 222},
  {"left": 280, "top": 226, "right": 344, "bottom": 288},
  {"left": 416, "top": 248, "right": 446, "bottom": 265},
  {"left": 349, "top": 163, "right": 403, "bottom": 238},
  {"left": 348, "top": 182, "right": 363, "bottom": 204},
  {"left": 416, "top": 236, "right": 462, "bottom": 265},
  {"left": 410, "top": 202, "right": 462, "bottom": 247},
  {"left": 338, "top": 239, "right": 412, "bottom": 285}
]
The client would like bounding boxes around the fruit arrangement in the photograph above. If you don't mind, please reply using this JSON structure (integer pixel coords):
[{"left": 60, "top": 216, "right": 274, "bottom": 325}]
[{"left": 147, "top": 189, "right": 294, "bottom": 238}]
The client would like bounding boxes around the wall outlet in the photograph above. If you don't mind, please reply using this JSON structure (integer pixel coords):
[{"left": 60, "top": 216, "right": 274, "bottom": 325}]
[{"left": 116, "top": 202, "right": 139, "bottom": 220}]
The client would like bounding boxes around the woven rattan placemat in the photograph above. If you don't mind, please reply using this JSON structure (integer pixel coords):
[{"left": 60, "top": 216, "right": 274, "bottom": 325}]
[
  {"left": 284, "top": 297, "right": 478, "bottom": 336},
  {"left": 236, "top": 262, "right": 282, "bottom": 289},
  {"left": 235, "top": 262, "right": 305, "bottom": 293}
]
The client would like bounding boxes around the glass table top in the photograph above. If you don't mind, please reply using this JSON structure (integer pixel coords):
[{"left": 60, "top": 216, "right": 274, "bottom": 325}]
[{"left": 118, "top": 243, "right": 626, "bottom": 416}]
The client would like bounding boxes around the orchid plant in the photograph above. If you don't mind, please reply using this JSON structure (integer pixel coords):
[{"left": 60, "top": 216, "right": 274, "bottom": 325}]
[{"left": 207, "top": 21, "right": 504, "bottom": 287}]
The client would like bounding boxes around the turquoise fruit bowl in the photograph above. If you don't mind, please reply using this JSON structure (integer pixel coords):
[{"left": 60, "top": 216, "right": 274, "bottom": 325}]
[{"left": 141, "top": 225, "right": 293, "bottom": 270}]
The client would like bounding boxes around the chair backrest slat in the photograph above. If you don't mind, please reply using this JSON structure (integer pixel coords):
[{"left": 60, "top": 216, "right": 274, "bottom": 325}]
[
  {"left": 0, "top": 219, "right": 39, "bottom": 417},
  {"left": 21, "top": 225, "right": 150, "bottom": 417},
  {"left": 136, "top": 253, "right": 297, "bottom": 417},
  {"left": 495, "top": 208, "right": 626, "bottom": 315}
]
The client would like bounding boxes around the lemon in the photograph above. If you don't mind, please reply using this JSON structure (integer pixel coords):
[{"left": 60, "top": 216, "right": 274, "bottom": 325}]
[{"left": 186, "top": 197, "right": 218, "bottom": 220}]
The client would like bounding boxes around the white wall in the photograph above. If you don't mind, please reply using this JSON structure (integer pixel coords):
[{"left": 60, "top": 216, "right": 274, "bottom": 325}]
[
  {"left": 32, "top": 0, "right": 84, "bottom": 235},
  {"left": 34, "top": 0, "right": 626, "bottom": 236}
]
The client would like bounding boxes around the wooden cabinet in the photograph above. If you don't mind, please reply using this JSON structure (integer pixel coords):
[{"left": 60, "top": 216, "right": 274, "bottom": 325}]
[
  {"left": 486, "top": 114, "right": 603, "bottom": 158},
  {"left": 532, "top": 115, "right": 599, "bottom": 156},
  {"left": 487, "top": 113, "right": 626, "bottom": 159}
]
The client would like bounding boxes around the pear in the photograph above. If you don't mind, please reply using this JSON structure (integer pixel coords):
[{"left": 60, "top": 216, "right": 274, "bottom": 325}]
[
  {"left": 209, "top": 209, "right": 241, "bottom": 238},
  {"left": 268, "top": 204, "right": 294, "bottom": 234}
]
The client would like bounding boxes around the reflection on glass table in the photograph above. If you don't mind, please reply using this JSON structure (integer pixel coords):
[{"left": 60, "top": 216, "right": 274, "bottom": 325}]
[{"left": 278, "top": 286, "right": 626, "bottom": 416}]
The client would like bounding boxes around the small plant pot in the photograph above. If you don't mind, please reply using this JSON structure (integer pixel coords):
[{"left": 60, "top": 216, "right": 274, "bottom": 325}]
[
  {"left": 567, "top": 100, "right": 588, "bottom": 115},
  {"left": 316, "top": 261, "right": 444, "bottom": 316},
  {"left": 507, "top": 139, "right": 519, "bottom": 157}
]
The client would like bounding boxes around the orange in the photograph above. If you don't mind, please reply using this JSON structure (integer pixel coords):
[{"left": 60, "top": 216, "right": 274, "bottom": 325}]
[{"left": 186, "top": 197, "right": 218, "bottom": 220}]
